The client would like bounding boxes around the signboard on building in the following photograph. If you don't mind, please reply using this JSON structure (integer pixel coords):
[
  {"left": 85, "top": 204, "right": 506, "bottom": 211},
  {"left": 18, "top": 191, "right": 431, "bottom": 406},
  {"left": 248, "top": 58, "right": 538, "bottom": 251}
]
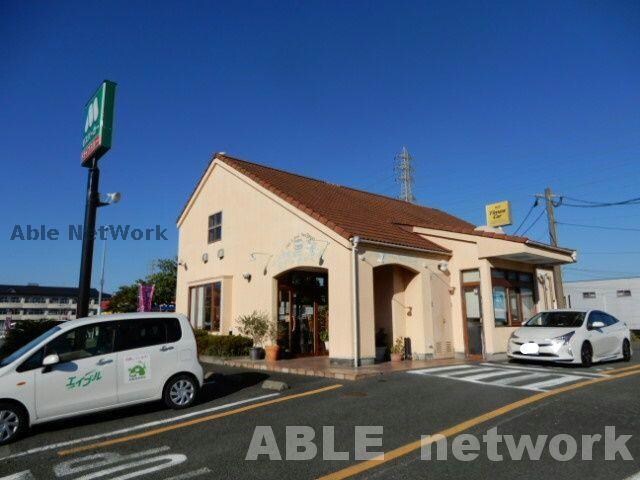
[
  {"left": 81, "top": 80, "right": 117, "bottom": 166},
  {"left": 485, "top": 201, "right": 512, "bottom": 227}
]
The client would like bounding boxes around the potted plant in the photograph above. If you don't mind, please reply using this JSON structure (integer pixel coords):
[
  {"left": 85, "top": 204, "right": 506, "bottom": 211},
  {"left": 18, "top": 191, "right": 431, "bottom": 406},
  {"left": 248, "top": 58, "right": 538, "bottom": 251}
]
[
  {"left": 236, "top": 311, "right": 269, "bottom": 360},
  {"left": 264, "top": 319, "right": 281, "bottom": 362},
  {"left": 375, "top": 328, "right": 388, "bottom": 362},
  {"left": 390, "top": 337, "right": 405, "bottom": 362},
  {"left": 319, "top": 329, "right": 329, "bottom": 352}
]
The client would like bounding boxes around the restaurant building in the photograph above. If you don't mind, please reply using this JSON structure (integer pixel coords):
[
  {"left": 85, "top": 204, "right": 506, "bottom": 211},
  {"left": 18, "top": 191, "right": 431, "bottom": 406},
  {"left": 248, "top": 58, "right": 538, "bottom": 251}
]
[{"left": 176, "top": 153, "right": 576, "bottom": 364}]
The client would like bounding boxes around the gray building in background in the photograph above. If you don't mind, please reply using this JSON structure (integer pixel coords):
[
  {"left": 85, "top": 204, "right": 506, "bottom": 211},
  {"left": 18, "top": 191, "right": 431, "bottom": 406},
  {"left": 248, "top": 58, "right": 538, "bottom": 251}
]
[
  {"left": 565, "top": 277, "right": 640, "bottom": 331},
  {"left": 0, "top": 284, "right": 110, "bottom": 321}
]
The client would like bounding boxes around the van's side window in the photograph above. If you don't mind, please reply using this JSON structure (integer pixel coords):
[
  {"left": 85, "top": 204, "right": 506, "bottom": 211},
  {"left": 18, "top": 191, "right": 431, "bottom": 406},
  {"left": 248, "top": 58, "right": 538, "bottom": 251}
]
[
  {"left": 44, "top": 323, "right": 116, "bottom": 363},
  {"left": 166, "top": 318, "right": 182, "bottom": 343},
  {"left": 16, "top": 348, "right": 45, "bottom": 372},
  {"left": 115, "top": 318, "right": 181, "bottom": 351}
]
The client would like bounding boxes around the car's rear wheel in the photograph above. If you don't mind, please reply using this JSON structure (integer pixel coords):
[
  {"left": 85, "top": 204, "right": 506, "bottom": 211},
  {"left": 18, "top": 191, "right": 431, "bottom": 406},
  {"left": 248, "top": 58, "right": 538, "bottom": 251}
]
[
  {"left": 163, "top": 374, "right": 198, "bottom": 410},
  {"left": 0, "top": 402, "right": 27, "bottom": 445},
  {"left": 581, "top": 342, "right": 593, "bottom": 367},
  {"left": 622, "top": 339, "right": 632, "bottom": 362}
]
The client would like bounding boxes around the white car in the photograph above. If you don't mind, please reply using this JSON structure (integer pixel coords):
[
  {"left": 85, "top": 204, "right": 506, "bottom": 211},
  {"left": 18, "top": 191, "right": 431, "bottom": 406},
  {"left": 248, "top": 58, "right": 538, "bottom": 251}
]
[
  {"left": 0, "top": 313, "right": 203, "bottom": 445},
  {"left": 507, "top": 309, "right": 632, "bottom": 367}
]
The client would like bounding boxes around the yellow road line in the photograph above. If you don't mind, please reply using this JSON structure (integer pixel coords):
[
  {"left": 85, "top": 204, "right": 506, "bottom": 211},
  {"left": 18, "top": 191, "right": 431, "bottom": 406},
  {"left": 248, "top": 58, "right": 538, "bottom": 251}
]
[
  {"left": 58, "top": 384, "right": 342, "bottom": 456},
  {"left": 317, "top": 368, "right": 640, "bottom": 480},
  {"left": 602, "top": 363, "right": 640, "bottom": 375}
]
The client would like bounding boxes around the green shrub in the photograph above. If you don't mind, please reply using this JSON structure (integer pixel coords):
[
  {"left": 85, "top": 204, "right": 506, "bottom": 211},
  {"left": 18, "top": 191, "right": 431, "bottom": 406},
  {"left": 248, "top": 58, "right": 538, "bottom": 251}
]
[
  {"left": 0, "top": 320, "right": 62, "bottom": 359},
  {"left": 193, "top": 329, "right": 253, "bottom": 357}
]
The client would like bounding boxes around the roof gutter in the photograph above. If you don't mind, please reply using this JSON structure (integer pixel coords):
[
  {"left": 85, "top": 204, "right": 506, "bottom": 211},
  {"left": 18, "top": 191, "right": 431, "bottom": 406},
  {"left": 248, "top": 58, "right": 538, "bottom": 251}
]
[{"left": 350, "top": 236, "right": 360, "bottom": 369}]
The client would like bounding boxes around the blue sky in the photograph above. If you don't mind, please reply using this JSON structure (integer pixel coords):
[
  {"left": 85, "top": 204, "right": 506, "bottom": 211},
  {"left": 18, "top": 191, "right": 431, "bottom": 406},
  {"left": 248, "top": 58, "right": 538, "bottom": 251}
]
[{"left": 1, "top": 0, "right": 639, "bottom": 293}]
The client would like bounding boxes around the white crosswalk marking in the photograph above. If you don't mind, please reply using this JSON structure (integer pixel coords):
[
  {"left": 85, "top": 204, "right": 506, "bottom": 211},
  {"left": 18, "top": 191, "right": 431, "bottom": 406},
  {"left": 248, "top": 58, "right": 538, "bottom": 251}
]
[
  {"left": 521, "top": 375, "right": 585, "bottom": 390},
  {"left": 408, "top": 364, "right": 598, "bottom": 391},
  {"left": 489, "top": 372, "right": 550, "bottom": 387}
]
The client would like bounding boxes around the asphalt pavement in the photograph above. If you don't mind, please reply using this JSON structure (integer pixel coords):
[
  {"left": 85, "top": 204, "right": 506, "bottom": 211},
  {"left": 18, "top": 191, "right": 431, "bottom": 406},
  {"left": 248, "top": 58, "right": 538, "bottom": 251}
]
[{"left": 1, "top": 354, "right": 639, "bottom": 480}]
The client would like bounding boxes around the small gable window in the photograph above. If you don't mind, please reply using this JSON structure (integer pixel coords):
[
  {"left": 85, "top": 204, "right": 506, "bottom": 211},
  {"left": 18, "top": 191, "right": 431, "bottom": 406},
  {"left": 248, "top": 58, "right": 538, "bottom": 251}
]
[{"left": 208, "top": 212, "right": 222, "bottom": 243}]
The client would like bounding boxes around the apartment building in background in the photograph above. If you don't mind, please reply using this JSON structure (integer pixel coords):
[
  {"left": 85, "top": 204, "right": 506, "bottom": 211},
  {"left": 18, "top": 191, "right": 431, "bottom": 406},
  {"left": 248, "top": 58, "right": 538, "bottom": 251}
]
[
  {"left": 565, "top": 277, "right": 640, "bottom": 331},
  {"left": 0, "top": 284, "right": 109, "bottom": 321}
]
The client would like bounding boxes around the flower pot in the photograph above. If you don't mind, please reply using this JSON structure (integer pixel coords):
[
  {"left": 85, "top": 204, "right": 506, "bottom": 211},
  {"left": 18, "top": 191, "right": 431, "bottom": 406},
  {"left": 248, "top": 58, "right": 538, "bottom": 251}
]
[
  {"left": 324, "top": 341, "right": 330, "bottom": 352},
  {"left": 265, "top": 345, "right": 280, "bottom": 362},
  {"left": 249, "top": 347, "right": 263, "bottom": 361},
  {"left": 390, "top": 352, "right": 403, "bottom": 362},
  {"left": 375, "top": 346, "right": 387, "bottom": 362}
]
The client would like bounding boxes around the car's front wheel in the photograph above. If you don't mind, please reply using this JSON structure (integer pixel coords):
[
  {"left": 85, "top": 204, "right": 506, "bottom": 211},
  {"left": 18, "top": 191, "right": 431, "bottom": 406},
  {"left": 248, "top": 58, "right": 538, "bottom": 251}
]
[
  {"left": 580, "top": 342, "right": 593, "bottom": 367},
  {"left": 622, "top": 339, "right": 632, "bottom": 362},
  {"left": 163, "top": 374, "right": 198, "bottom": 410},
  {"left": 0, "top": 402, "right": 27, "bottom": 446}
]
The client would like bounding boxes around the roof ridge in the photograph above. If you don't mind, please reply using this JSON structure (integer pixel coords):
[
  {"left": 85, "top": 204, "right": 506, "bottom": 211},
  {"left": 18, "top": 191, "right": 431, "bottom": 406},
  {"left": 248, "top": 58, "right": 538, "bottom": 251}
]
[{"left": 218, "top": 153, "right": 473, "bottom": 223}]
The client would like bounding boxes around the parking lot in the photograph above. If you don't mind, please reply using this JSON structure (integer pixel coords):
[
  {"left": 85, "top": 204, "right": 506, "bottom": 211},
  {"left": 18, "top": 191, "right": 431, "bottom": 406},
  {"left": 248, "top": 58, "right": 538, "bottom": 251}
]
[{"left": 1, "top": 351, "right": 639, "bottom": 480}]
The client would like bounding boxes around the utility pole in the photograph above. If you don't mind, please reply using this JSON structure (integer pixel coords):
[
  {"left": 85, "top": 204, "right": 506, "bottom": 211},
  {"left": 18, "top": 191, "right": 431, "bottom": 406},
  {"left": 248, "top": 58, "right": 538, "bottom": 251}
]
[
  {"left": 535, "top": 187, "right": 566, "bottom": 308},
  {"left": 395, "top": 146, "right": 416, "bottom": 203}
]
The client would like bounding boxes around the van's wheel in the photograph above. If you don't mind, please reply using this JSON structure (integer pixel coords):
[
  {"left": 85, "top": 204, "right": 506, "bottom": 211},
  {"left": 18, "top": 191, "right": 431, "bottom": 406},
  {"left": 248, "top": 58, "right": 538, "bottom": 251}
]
[
  {"left": 581, "top": 342, "right": 593, "bottom": 368},
  {"left": 0, "top": 402, "right": 27, "bottom": 445},
  {"left": 622, "top": 339, "right": 632, "bottom": 362},
  {"left": 163, "top": 374, "right": 198, "bottom": 410}
]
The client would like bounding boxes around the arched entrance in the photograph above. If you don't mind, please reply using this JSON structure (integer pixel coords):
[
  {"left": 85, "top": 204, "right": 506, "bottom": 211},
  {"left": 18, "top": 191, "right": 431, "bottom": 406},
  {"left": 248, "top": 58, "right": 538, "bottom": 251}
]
[
  {"left": 276, "top": 268, "right": 328, "bottom": 357},
  {"left": 373, "top": 264, "right": 420, "bottom": 359}
]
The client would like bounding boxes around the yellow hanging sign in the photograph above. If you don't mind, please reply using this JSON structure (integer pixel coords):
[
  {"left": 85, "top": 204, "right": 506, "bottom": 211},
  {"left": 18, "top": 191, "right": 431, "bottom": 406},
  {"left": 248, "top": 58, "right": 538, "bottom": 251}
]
[{"left": 486, "top": 201, "right": 512, "bottom": 227}]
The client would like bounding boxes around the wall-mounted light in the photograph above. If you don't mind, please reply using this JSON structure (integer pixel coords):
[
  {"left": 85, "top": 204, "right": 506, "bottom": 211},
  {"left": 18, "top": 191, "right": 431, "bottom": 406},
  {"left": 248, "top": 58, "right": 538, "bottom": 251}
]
[
  {"left": 202, "top": 253, "right": 209, "bottom": 263},
  {"left": 242, "top": 272, "right": 252, "bottom": 282},
  {"left": 178, "top": 260, "right": 188, "bottom": 271},
  {"left": 437, "top": 261, "right": 449, "bottom": 273}
]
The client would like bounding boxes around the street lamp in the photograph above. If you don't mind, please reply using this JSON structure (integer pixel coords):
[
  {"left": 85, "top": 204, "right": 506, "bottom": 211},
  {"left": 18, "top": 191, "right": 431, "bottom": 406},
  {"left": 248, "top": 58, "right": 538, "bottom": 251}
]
[{"left": 95, "top": 191, "right": 121, "bottom": 315}]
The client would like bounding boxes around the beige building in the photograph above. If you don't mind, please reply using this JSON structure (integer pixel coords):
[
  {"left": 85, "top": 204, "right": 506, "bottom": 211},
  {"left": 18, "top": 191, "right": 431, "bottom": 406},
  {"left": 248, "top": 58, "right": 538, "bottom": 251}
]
[{"left": 176, "top": 153, "right": 575, "bottom": 364}]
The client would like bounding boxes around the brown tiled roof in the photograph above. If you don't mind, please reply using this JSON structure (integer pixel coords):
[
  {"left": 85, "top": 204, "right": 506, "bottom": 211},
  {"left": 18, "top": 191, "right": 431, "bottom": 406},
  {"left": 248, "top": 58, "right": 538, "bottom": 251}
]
[{"left": 179, "top": 153, "right": 572, "bottom": 255}]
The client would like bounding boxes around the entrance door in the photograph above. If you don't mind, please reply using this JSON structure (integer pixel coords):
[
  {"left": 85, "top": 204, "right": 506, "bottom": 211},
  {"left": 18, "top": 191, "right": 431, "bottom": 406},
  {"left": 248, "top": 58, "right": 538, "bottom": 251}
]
[
  {"left": 277, "top": 270, "right": 328, "bottom": 357},
  {"left": 463, "top": 286, "right": 483, "bottom": 357}
]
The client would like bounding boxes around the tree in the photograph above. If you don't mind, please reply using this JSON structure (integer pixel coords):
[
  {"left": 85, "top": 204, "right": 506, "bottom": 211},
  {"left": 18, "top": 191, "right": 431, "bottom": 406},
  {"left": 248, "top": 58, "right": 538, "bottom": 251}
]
[
  {"left": 146, "top": 258, "right": 177, "bottom": 305},
  {"left": 106, "top": 257, "right": 177, "bottom": 312},
  {"left": 108, "top": 284, "right": 139, "bottom": 312}
]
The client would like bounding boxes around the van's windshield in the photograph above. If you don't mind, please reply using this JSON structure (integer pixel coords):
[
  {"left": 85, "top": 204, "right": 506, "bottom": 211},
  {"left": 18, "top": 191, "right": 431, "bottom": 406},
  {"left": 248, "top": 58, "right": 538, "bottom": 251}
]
[{"left": 0, "top": 325, "right": 61, "bottom": 367}]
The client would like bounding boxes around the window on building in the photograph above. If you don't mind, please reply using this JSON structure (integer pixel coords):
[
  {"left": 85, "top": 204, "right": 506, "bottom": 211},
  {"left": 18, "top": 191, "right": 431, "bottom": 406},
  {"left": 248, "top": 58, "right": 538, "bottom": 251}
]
[
  {"left": 189, "top": 282, "right": 221, "bottom": 332},
  {"left": 617, "top": 290, "right": 631, "bottom": 298},
  {"left": 491, "top": 269, "right": 536, "bottom": 327},
  {"left": 583, "top": 292, "right": 596, "bottom": 299},
  {"left": 208, "top": 212, "right": 223, "bottom": 243}
]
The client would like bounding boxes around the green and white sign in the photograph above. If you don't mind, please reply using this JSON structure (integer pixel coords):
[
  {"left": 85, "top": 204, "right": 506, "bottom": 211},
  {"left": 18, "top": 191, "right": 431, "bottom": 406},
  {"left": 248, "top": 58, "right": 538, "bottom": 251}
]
[{"left": 81, "top": 80, "right": 117, "bottom": 166}]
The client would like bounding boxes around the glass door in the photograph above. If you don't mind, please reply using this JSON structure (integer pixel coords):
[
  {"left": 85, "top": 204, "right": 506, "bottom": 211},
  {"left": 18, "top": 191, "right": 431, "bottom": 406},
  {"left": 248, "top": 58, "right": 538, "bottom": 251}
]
[{"left": 463, "top": 286, "right": 483, "bottom": 356}]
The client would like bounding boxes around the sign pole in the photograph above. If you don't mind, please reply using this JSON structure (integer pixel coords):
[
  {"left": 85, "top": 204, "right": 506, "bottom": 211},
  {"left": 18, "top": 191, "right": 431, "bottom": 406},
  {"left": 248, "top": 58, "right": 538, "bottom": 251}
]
[
  {"left": 77, "top": 158, "right": 100, "bottom": 318},
  {"left": 76, "top": 80, "right": 116, "bottom": 319}
]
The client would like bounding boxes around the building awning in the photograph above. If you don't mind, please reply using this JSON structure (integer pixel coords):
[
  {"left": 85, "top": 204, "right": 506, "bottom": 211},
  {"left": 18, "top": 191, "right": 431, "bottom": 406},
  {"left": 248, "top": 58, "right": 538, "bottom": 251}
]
[{"left": 479, "top": 240, "right": 576, "bottom": 266}]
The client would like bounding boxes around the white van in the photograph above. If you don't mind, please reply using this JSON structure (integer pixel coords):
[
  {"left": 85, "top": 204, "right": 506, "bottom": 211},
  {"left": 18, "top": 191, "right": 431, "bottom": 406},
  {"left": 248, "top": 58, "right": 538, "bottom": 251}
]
[{"left": 0, "top": 313, "right": 203, "bottom": 445}]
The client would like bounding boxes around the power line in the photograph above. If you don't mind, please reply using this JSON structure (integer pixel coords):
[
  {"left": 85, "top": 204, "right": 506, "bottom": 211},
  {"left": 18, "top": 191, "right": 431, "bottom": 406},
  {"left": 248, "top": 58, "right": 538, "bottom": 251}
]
[
  {"left": 557, "top": 222, "right": 640, "bottom": 232},
  {"left": 512, "top": 200, "right": 539, "bottom": 235},
  {"left": 560, "top": 195, "right": 640, "bottom": 208},
  {"left": 520, "top": 208, "right": 546, "bottom": 236},
  {"left": 581, "top": 251, "right": 640, "bottom": 255},
  {"left": 566, "top": 267, "right": 640, "bottom": 276}
]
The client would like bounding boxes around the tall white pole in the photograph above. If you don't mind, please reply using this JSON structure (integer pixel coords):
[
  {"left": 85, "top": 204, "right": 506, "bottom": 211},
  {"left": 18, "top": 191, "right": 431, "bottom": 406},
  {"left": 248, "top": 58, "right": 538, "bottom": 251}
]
[{"left": 97, "top": 238, "right": 107, "bottom": 314}]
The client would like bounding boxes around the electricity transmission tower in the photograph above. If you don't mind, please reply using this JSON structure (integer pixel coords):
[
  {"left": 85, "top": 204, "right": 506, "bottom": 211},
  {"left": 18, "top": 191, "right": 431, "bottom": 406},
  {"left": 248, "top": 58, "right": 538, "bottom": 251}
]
[{"left": 395, "top": 146, "right": 416, "bottom": 203}]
